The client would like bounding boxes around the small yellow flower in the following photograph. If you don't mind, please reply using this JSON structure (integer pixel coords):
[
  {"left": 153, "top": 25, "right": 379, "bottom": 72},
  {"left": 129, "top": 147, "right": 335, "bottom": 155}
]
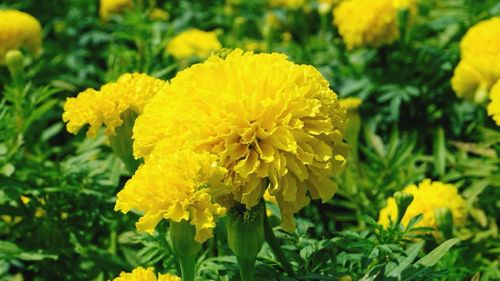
[
  {"left": 113, "top": 267, "right": 180, "bottom": 281},
  {"left": 451, "top": 17, "right": 500, "bottom": 103},
  {"left": 333, "top": 0, "right": 416, "bottom": 49},
  {"left": 379, "top": 179, "right": 467, "bottom": 231},
  {"left": 166, "top": 29, "right": 222, "bottom": 60},
  {"left": 487, "top": 80, "right": 500, "bottom": 126},
  {"left": 100, "top": 0, "right": 132, "bottom": 20},
  {"left": 0, "top": 10, "right": 42, "bottom": 63},
  {"left": 133, "top": 49, "right": 348, "bottom": 231},
  {"left": 115, "top": 150, "right": 228, "bottom": 243},
  {"left": 62, "top": 73, "right": 166, "bottom": 137}
]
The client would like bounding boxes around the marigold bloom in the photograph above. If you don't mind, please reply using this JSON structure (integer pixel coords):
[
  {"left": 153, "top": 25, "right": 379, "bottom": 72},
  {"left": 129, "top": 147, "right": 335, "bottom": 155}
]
[
  {"left": 378, "top": 179, "right": 467, "bottom": 230},
  {"left": 334, "top": 0, "right": 397, "bottom": 49},
  {"left": 0, "top": 10, "right": 42, "bottom": 63},
  {"left": 115, "top": 150, "right": 228, "bottom": 243},
  {"left": 62, "top": 73, "right": 165, "bottom": 137},
  {"left": 451, "top": 17, "right": 500, "bottom": 102},
  {"left": 333, "top": 0, "right": 416, "bottom": 49},
  {"left": 113, "top": 267, "right": 180, "bottom": 281},
  {"left": 166, "top": 29, "right": 222, "bottom": 60},
  {"left": 487, "top": 80, "right": 500, "bottom": 126},
  {"left": 100, "top": 0, "right": 132, "bottom": 20},
  {"left": 133, "top": 49, "right": 348, "bottom": 230}
]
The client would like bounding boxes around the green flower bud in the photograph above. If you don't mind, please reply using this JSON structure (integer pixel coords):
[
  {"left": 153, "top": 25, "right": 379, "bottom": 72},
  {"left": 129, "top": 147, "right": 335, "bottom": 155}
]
[
  {"left": 5, "top": 50, "right": 24, "bottom": 86},
  {"left": 435, "top": 207, "right": 453, "bottom": 240},
  {"left": 108, "top": 109, "right": 141, "bottom": 173},
  {"left": 170, "top": 220, "right": 201, "bottom": 281},
  {"left": 395, "top": 191, "right": 414, "bottom": 225},
  {"left": 227, "top": 201, "right": 265, "bottom": 281}
]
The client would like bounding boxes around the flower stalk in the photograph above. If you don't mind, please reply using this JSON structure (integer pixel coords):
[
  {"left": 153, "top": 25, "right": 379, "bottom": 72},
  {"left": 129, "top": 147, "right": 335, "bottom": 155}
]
[{"left": 263, "top": 208, "right": 298, "bottom": 278}]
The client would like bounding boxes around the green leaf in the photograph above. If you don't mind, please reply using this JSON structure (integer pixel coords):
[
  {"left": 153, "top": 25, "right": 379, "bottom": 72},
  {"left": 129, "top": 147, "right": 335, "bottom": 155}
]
[
  {"left": 433, "top": 127, "right": 446, "bottom": 176},
  {"left": 415, "top": 238, "right": 460, "bottom": 267},
  {"left": 386, "top": 241, "right": 424, "bottom": 278}
]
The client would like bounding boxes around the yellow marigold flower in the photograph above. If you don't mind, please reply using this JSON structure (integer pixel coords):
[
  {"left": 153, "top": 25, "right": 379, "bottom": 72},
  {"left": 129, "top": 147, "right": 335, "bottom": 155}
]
[
  {"left": 113, "top": 267, "right": 180, "bottom": 281},
  {"left": 166, "top": 29, "right": 222, "bottom": 60},
  {"left": 100, "top": 0, "right": 132, "bottom": 20},
  {"left": 115, "top": 150, "right": 228, "bottom": 243},
  {"left": 62, "top": 73, "right": 165, "bottom": 137},
  {"left": 333, "top": 0, "right": 415, "bottom": 49},
  {"left": 451, "top": 17, "right": 500, "bottom": 103},
  {"left": 487, "top": 80, "right": 500, "bottom": 126},
  {"left": 378, "top": 179, "right": 467, "bottom": 230},
  {"left": 0, "top": 10, "right": 42, "bottom": 63},
  {"left": 133, "top": 49, "right": 348, "bottom": 231}
]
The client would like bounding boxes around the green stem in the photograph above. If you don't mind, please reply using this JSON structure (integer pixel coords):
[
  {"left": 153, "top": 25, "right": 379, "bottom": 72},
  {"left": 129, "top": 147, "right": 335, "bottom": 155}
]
[
  {"left": 236, "top": 256, "right": 256, "bottom": 281},
  {"left": 179, "top": 255, "right": 196, "bottom": 281},
  {"left": 263, "top": 211, "right": 298, "bottom": 278}
]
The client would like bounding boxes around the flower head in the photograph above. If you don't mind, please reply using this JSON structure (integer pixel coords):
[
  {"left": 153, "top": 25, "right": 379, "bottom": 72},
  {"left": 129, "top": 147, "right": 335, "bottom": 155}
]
[
  {"left": 100, "top": 0, "right": 132, "bottom": 20},
  {"left": 133, "top": 49, "right": 348, "bottom": 230},
  {"left": 333, "top": 0, "right": 398, "bottom": 49},
  {"left": 487, "top": 80, "right": 500, "bottom": 126},
  {"left": 451, "top": 17, "right": 500, "bottom": 102},
  {"left": 166, "top": 29, "right": 222, "bottom": 60},
  {"left": 115, "top": 150, "right": 228, "bottom": 243},
  {"left": 62, "top": 73, "right": 165, "bottom": 137},
  {"left": 113, "top": 267, "right": 180, "bottom": 281},
  {"left": 0, "top": 10, "right": 42, "bottom": 63},
  {"left": 333, "top": 0, "right": 416, "bottom": 49},
  {"left": 379, "top": 179, "right": 467, "bottom": 230}
]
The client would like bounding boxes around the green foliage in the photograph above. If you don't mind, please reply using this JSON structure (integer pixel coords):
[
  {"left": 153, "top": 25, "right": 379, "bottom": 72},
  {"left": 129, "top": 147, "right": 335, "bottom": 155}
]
[{"left": 1, "top": 0, "right": 499, "bottom": 280}]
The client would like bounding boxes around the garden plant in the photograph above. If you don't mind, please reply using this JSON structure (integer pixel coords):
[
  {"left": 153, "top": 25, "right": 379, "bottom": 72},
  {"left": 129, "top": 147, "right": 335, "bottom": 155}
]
[{"left": 0, "top": 0, "right": 499, "bottom": 281}]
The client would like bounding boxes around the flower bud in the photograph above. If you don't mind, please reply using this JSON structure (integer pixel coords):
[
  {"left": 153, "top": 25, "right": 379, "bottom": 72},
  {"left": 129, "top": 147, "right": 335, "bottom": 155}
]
[
  {"left": 108, "top": 109, "right": 141, "bottom": 173},
  {"left": 394, "top": 191, "right": 414, "bottom": 225},
  {"left": 5, "top": 50, "right": 24, "bottom": 84},
  {"left": 434, "top": 207, "right": 453, "bottom": 240},
  {"left": 170, "top": 220, "right": 201, "bottom": 281},
  {"left": 227, "top": 201, "right": 265, "bottom": 281}
]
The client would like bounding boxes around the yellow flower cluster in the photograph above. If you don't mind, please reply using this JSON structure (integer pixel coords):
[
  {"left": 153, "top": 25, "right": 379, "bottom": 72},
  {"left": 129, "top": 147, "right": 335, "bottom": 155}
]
[
  {"left": 133, "top": 49, "right": 347, "bottom": 231},
  {"left": 100, "top": 0, "right": 132, "bottom": 20},
  {"left": 333, "top": 0, "right": 416, "bottom": 49},
  {"left": 0, "top": 10, "right": 42, "bottom": 63},
  {"left": 115, "top": 150, "right": 228, "bottom": 243},
  {"left": 487, "top": 81, "right": 500, "bottom": 126},
  {"left": 379, "top": 179, "right": 467, "bottom": 230},
  {"left": 113, "top": 267, "right": 180, "bottom": 281},
  {"left": 62, "top": 73, "right": 165, "bottom": 137},
  {"left": 451, "top": 17, "right": 500, "bottom": 103},
  {"left": 166, "top": 29, "right": 222, "bottom": 60}
]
